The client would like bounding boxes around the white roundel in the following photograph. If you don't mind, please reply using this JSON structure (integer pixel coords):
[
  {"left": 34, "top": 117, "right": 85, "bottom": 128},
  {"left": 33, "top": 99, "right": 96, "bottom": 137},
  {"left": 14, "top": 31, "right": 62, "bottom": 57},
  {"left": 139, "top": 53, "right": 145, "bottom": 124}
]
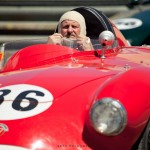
[
  {"left": 0, "top": 145, "right": 28, "bottom": 150},
  {"left": 0, "top": 84, "right": 53, "bottom": 120},
  {"left": 113, "top": 18, "right": 143, "bottom": 30}
]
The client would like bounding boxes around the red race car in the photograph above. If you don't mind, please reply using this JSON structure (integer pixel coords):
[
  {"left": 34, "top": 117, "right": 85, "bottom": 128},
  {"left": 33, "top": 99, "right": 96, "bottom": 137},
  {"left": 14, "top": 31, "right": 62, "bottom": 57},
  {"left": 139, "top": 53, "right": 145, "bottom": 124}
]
[{"left": 0, "top": 6, "right": 150, "bottom": 150}]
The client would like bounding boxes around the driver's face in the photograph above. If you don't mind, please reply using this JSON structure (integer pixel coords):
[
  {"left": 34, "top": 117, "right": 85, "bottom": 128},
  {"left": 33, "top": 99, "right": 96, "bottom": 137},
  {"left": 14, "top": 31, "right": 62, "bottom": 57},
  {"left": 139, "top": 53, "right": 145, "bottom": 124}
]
[{"left": 60, "top": 20, "right": 80, "bottom": 39}]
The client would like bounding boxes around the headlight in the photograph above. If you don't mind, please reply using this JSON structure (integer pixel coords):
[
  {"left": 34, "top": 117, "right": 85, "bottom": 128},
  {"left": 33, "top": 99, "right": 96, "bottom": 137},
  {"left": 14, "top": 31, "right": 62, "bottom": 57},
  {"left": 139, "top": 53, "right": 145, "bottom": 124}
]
[{"left": 90, "top": 97, "right": 127, "bottom": 136}]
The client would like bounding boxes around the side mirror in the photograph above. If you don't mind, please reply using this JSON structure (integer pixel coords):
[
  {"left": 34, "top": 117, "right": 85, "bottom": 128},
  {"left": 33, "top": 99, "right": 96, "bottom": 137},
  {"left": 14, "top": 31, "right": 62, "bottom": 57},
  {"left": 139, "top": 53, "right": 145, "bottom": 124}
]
[
  {"left": 99, "top": 30, "right": 115, "bottom": 47},
  {"left": 99, "top": 31, "right": 115, "bottom": 58}
]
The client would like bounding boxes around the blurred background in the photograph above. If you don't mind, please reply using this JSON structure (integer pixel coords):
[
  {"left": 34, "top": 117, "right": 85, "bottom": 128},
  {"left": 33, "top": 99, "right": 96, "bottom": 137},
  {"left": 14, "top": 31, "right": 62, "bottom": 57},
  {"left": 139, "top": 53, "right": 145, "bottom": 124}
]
[{"left": 0, "top": 0, "right": 149, "bottom": 45}]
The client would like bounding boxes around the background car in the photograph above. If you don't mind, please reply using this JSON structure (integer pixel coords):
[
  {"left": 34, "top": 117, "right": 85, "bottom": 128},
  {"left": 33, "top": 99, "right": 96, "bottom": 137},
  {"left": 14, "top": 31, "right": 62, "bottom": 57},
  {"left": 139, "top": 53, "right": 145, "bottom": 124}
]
[{"left": 113, "top": 0, "right": 150, "bottom": 46}]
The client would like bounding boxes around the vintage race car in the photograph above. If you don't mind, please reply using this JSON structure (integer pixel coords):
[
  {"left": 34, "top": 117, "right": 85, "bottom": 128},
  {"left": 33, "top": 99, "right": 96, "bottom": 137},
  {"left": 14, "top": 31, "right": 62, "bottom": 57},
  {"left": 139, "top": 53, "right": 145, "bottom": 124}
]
[
  {"left": 0, "top": 6, "right": 150, "bottom": 150},
  {"left": 113, "top": 0, "right": 150, "bottom": 46}
]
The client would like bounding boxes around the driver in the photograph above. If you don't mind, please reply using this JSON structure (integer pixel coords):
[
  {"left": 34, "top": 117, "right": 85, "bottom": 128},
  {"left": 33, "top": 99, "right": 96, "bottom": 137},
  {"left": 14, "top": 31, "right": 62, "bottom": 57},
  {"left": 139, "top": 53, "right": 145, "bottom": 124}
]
[{"left": 47, "top": 10, "right": 93, "bottom": 51}]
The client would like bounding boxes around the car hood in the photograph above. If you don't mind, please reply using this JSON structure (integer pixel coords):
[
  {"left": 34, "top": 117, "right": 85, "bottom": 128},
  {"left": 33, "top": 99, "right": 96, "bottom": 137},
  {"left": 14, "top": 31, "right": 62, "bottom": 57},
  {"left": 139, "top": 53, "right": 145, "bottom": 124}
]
[{"left": 0, "top": 64, "right": 118, "bottom": 98}]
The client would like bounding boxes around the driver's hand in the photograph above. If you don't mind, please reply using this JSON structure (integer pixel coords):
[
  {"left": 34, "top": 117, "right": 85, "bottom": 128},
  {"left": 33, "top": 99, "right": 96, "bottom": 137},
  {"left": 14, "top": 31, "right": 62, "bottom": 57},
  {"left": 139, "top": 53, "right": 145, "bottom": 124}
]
[
  {"left": 47, "top": 33, "right": 63, "bottom": 45},
  {"left": 76, "top": 35, "right": 93, "bottom": 51}
]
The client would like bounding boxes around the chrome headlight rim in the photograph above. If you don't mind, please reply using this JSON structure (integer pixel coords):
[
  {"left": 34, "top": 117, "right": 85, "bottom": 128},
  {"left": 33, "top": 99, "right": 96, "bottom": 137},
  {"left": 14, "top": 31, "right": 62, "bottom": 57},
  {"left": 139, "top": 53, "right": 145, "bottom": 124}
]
[{"left": 90, "top": 97, "right": 127, "bottom": 136}]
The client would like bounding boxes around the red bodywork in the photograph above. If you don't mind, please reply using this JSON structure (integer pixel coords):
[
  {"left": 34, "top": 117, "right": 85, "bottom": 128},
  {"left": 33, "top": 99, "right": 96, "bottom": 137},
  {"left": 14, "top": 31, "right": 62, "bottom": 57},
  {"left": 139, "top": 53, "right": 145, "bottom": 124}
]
[{"left": 0, "top": 10, "right": 150, "bottom": 150}]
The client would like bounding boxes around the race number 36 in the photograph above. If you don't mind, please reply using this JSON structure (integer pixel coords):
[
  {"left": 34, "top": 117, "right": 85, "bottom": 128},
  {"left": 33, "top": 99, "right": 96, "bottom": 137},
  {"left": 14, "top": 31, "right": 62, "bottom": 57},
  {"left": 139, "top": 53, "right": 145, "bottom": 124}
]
[{"left": 0, "top": 84, "right": 54, "bottom": 120}]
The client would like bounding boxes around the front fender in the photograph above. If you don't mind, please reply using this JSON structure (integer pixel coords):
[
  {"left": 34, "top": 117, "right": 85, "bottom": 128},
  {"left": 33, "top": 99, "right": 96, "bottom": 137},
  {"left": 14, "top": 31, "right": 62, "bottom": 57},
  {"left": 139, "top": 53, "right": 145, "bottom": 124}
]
[{"left": 97, "top": 66, "right": 150, "bottom": 126}]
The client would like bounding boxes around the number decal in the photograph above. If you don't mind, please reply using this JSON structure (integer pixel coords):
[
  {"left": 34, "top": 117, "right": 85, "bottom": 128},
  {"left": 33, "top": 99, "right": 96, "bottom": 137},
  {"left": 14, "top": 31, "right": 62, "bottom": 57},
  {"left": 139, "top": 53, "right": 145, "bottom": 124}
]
[{"left": 0, "top": 84, "right": 53, "bottom": 120}]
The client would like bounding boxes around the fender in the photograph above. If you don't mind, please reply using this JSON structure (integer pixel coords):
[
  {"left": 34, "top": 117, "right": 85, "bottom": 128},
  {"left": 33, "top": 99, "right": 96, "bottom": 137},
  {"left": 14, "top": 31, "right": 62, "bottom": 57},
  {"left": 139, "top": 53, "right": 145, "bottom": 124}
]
[{"left": 96, "top": 66, "right": 150, "bottom": 126}]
